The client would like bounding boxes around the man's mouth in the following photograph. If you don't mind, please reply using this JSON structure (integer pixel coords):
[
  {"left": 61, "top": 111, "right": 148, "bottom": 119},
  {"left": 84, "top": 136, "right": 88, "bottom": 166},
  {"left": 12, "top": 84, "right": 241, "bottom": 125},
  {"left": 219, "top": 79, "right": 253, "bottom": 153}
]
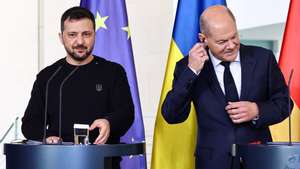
[{"left": 74, "top": 46, "right": 87, "bottom": 53}]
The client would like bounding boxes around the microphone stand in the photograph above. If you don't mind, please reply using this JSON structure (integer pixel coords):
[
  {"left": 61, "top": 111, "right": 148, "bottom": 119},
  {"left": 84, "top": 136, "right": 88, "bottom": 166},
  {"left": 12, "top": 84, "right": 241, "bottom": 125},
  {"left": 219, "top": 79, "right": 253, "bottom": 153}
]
[
  {"left": 287, "top": 69, "right": 294, "bottom": 146},
  {"left": 58, "top": 66, "right": 79, "bottom": 144},
  {"left": 42, "top": 66, "right": 63, "bottom": 144}
]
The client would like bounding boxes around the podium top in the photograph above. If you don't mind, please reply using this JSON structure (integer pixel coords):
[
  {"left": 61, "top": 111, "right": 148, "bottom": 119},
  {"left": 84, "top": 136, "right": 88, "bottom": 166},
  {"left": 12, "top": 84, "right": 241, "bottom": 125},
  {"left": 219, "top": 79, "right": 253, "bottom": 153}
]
[
  {"left": 4, "top": 143, "right": 145, "bottom": 169},
  {"left": 4, "top": 142, "right": 145, "bottom": 157},
  {"left": 237, "top": 143, "right": 300, "bottom": 169}
]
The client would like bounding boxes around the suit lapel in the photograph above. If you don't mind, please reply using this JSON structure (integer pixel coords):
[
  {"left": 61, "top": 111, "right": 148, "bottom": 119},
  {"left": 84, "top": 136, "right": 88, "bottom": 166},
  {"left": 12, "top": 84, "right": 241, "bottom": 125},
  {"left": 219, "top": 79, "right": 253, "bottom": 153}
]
[
  {"left": 201, "top": 45, "right": 256, "bottom": 104},
  {"left": 240, "top": 45, "right": 256, "bottom": 100},
  {"left": 202, "top": 58, "right": 227, "bottom": 105}
]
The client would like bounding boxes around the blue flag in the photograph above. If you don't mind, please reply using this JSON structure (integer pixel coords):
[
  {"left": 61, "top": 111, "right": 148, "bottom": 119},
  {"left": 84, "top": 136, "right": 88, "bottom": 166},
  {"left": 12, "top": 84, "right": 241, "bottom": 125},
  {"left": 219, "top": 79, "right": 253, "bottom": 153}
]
[{"left": 80, "top": 1, "right": 147, "bottom": 168}]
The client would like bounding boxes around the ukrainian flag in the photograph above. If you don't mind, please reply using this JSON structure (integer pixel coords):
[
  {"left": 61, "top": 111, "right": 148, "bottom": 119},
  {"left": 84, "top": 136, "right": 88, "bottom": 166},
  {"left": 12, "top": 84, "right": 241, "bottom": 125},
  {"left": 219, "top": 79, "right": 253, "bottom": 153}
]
[{"left": 151, "top": 0, "right": 226, "bottom": 168}]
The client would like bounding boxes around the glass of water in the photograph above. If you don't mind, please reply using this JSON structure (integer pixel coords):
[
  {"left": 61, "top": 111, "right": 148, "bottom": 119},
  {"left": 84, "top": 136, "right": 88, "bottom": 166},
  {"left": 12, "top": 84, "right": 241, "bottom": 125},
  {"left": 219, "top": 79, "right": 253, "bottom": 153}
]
[{"left": 73, "top": 124, "right": 89, "bottom": 145}]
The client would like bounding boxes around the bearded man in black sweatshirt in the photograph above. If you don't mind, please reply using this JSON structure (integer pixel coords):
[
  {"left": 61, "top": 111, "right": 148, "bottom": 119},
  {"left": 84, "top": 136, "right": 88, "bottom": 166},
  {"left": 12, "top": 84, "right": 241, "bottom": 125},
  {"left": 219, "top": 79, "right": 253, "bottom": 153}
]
[{"left": 21, "top": 6, "right": 134, "bottom": 169}]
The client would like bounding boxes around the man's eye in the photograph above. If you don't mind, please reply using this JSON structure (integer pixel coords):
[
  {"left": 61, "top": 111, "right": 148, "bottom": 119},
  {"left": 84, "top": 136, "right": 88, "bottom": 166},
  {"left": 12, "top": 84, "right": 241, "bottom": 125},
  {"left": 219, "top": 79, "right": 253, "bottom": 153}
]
[
  {"left": 218, "top": 41, "right": 226, "bottom": 45},
  {"left": 68, "top": 34, "right": 76, "bottom": 38},
  {"left": 83, "top": 33, "right": 92, "bottom": 37}
]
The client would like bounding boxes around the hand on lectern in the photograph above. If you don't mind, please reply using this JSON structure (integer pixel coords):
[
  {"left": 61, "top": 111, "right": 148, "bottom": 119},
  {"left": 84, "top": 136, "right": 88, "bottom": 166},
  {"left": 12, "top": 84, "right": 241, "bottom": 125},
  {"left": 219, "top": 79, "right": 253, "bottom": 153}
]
[
  {"left": 46, "top": 136, "right": 61, "bottom": 144},
  {"left": 89, "top": 119, "right": 110, "bottom": 144}
]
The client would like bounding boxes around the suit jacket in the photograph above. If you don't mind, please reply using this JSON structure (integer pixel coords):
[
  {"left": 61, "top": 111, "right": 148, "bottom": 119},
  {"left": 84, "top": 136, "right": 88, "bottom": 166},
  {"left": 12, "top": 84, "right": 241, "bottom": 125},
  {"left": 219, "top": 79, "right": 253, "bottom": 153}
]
[{"left": 162, "top": 44, "right": 292, "bottom": 169}]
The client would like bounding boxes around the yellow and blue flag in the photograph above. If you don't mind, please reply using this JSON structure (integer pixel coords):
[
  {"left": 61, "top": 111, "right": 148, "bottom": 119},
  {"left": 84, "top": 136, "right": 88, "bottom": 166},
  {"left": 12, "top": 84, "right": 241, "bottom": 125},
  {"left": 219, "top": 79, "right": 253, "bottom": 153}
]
[
  {"left": 151, "top": 0, "right": 226, "bottom": 169},
  {"left": 80, "top": 1, "right": 147, "bottom": 168}
]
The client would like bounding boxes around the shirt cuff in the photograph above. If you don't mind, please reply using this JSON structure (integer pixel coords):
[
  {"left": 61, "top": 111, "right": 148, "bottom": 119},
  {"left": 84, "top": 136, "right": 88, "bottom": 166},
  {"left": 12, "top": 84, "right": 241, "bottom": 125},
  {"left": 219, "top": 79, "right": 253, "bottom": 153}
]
[
  {"left": 188, "top": 66, "right": 200, "bottom": 75},
  {"left": 251, "top": 115, "right": 260, "bottom": 125}
]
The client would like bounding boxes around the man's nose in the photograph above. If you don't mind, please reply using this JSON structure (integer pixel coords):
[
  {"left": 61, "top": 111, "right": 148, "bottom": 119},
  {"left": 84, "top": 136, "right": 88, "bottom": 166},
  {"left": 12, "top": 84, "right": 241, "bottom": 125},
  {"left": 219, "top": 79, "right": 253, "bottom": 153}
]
[
  {"left": 76, "top": 35, "right": 84, "bottom": 44},
  {"left": 226, "top": 40, "right": 235, "bottom": 49}
]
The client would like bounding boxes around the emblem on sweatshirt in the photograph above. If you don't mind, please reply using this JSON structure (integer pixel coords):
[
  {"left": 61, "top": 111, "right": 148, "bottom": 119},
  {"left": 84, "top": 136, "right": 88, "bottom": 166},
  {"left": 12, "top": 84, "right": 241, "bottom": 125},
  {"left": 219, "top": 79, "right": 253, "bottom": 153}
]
[{"left": 96, "top": 84, "right": 102, "bottom": 92}]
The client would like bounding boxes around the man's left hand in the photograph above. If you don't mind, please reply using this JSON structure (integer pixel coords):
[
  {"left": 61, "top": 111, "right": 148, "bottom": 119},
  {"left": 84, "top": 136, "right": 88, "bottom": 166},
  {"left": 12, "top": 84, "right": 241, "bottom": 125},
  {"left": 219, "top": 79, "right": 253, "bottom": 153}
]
[
  {"left": 89, "top": 119, "right": 110, "bottom": 144},
  {"left": 225, "top": 101, "right": 259, "bottom": 124}
]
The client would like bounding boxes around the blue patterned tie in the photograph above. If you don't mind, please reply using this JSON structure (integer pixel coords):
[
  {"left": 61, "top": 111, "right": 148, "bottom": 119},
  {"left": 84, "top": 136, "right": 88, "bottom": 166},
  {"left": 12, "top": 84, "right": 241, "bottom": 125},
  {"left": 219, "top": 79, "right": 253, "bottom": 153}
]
[{"left": 221, "top": 61, "right": 239, "bottom": 102}]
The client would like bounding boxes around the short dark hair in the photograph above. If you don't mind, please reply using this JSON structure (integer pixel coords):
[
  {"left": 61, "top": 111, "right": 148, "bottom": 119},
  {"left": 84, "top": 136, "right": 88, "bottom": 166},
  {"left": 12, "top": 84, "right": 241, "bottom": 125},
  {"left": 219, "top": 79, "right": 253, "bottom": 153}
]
[{"left": 60, "top": 6, "right": 95, "bottom": 32}]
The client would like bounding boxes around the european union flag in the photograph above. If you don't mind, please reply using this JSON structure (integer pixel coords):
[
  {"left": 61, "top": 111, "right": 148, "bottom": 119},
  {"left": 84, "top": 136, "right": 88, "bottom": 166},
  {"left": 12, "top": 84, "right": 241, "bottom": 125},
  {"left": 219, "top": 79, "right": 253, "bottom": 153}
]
[{"left": 80, "top": 1, "right": 147, "bottom": 169}]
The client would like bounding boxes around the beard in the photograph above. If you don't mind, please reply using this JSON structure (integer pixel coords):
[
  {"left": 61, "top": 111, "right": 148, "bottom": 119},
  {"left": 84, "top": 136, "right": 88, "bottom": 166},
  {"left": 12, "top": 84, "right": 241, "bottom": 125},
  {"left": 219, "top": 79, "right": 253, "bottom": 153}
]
[{"left": 65, "top": 44, "right": 94, "bottom": 62}]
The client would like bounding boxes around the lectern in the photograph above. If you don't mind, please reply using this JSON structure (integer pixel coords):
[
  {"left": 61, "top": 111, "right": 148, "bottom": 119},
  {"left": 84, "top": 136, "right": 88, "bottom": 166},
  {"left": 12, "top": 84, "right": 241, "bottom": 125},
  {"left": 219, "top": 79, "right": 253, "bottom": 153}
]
[
  {"left": 238, "top": 142, "right": 300, "bottom": 169},
  {"left": 4, "top": 143, "right": 145, "bottom": 169}
]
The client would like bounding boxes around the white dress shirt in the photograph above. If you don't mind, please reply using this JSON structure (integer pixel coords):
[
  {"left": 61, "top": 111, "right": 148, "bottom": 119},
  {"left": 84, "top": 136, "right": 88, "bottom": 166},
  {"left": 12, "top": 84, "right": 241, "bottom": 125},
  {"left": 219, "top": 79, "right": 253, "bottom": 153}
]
[
  {"left": 209, "top": 50, "right": 241, "bottom": 97},
  {"left": 188, "top": 51, "right": 259, "bottom": 121}
]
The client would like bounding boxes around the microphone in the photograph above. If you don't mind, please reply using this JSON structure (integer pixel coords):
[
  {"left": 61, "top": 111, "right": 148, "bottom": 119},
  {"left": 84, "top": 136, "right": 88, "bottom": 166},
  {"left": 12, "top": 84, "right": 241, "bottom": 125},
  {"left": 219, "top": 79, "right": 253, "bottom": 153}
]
[
  {"left": 42, "top": 65, "right": 63, "bottom": 144},
  {"left": 287, "top": 69, "right": 294, "bottom": 146},
  {"left": 58, "top": 66, "right": 79, "bottom": 144}
]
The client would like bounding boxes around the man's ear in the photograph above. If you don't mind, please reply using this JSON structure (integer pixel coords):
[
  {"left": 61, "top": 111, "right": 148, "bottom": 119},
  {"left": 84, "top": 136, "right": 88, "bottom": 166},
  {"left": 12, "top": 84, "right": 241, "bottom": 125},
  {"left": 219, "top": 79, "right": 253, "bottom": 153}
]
[
  {"left": 198, "top": 33, "right": 208, "bottom": 47},
  {"left": 59, "top": 32, "right": 63, "bottom": 44},
  {"left": 198, "top": 33, "right": 206, "bottom": 43}
]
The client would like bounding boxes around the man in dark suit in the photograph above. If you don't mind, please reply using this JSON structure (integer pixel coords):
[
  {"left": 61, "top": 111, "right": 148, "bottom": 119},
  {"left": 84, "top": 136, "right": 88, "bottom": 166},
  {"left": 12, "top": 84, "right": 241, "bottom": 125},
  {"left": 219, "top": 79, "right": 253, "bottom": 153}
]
[{"left": 162, "top": 5, "right": 292, "bottom": 169}]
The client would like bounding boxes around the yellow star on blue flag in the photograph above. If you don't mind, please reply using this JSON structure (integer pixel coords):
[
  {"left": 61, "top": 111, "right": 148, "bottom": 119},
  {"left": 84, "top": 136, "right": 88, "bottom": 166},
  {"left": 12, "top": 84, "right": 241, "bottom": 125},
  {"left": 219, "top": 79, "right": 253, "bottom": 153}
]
[
  {"left": 95, "top": 12, "right": 109, "bottom": 31},
  {"left": 122, "top": 26, "right": 131, "bottom": 40}
]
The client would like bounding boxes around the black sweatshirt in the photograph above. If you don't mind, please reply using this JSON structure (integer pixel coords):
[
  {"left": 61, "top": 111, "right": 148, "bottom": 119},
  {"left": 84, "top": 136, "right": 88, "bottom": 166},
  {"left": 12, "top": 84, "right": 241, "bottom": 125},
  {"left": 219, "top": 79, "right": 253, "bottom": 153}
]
[{"left": 22, "top": 56, "right": 134, "bottom": 144}]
